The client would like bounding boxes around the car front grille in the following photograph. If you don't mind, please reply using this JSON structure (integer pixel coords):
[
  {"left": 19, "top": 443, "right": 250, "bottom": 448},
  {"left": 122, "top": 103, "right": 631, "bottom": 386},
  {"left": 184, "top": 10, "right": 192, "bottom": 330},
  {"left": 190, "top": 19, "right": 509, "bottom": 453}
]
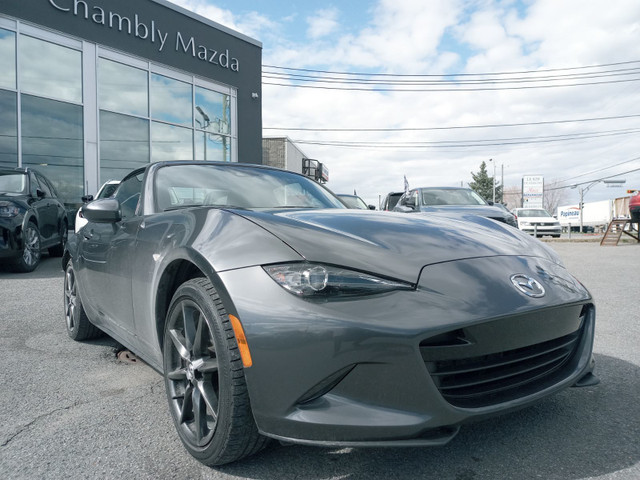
[
  {"left": 527, "top": 222, "right": 557, "bottom": 227},
  {"left": 421, "top": 308, "right": 589, "bottom": 408}
]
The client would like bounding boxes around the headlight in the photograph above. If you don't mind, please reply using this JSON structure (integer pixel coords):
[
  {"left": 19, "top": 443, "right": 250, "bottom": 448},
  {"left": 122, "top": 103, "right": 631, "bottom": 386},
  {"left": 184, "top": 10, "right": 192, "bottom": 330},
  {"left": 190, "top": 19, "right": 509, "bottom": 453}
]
[
  {"left": 0, "top": 201, "right": 20, "bottom": 217},
  {"left": 263, "top": 263, "right": 414, "bottom": 297}
]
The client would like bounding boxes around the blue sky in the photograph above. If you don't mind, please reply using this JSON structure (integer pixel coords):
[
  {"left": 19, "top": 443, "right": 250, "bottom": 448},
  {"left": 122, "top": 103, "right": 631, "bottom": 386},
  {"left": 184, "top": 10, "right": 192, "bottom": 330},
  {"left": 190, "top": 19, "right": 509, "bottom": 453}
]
[{"left": 170, "top": 0, "right": 640, "bottom": 209}]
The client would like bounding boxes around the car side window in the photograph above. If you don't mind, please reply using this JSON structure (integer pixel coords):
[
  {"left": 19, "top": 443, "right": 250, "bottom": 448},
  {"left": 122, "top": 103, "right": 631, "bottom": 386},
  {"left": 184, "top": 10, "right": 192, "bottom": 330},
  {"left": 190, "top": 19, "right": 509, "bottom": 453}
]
[{"left": 114, "top": 173, "right": 143, "bottom": 219}]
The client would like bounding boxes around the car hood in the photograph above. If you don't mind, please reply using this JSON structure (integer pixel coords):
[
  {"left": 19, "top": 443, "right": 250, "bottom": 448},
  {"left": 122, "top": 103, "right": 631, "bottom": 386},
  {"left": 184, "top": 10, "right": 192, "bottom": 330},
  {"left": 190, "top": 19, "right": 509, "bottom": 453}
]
[{"left": 235, "top": 209, "right": 560, "bottom": 283}]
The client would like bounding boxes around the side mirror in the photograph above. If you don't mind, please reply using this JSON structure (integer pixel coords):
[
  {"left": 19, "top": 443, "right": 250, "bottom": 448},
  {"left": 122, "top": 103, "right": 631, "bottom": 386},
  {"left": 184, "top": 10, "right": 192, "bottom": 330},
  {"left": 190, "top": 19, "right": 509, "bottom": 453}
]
[
  {"left": 36, "top": 188, "right": 46, "bottom": 198},
  {"left": 487, "top": 200, "right": 494, "bottom": 205},
  {"left": 82, "top": 194, "right": 94, "bottom": 203},
  {"left": 81, "top": 198, "right": 122, "bottom": 223},
  {"left": 368, "top": 205, "right": 376, "bottom": 210}
]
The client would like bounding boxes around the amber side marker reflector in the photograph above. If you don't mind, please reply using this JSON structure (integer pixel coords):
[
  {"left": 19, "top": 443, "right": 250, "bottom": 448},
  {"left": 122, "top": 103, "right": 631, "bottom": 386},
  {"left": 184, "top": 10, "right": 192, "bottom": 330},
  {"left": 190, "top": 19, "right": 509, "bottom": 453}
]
[{"left": 229, "top": 314, "right": 253, "bottom": 368}]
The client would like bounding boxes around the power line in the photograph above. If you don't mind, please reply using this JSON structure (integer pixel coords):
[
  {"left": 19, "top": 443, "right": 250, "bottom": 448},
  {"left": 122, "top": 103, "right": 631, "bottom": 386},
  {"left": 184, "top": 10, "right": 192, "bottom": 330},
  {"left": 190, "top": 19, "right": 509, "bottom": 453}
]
[
  {"left": 557, "top": 156, "right": 640, "bottom": 183},
  {"left": 291, "top": 128, "right": 640, "bottom": 149},
  {"left": 263, "top": 59, "right": 640, "bottom": 91},
  {"left": 263, "top": 113, "right": 640, "bottom": 132},
  {"left": 263, "top": 76, "right": 640, "bottom": 92},
  {"left": 262, "top": 67, "right": 640, "bottom": 86},
  {"left": 545, "top": 165, "right": 640, "bottom": 191},
  {"left": 263, "top": 59, "right": 640, "bottom": 78}
]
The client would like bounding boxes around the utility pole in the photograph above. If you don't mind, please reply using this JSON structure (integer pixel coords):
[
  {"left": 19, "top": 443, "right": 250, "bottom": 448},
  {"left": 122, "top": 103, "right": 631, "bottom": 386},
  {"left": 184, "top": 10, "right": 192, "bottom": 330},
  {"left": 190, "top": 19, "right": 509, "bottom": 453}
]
[
  {"left": 501, "top": 164, "right": 504, "bottom": 204},
  {"left": 489, "top": 159, "right": 496, "bottom": 203}
]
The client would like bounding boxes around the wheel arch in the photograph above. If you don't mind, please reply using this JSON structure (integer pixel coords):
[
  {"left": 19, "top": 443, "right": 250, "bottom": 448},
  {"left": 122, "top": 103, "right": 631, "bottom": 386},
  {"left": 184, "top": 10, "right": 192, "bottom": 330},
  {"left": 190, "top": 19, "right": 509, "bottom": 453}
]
[{"left": 154, "top": 253, "right": 239, "bottom": 355}]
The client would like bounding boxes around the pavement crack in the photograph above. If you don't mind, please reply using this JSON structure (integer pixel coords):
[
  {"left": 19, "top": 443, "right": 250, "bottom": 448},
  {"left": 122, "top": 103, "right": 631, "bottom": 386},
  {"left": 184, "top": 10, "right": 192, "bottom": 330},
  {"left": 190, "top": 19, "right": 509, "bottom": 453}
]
[{"left": 1, "top": 403, "right": 77, "bottom": 447}]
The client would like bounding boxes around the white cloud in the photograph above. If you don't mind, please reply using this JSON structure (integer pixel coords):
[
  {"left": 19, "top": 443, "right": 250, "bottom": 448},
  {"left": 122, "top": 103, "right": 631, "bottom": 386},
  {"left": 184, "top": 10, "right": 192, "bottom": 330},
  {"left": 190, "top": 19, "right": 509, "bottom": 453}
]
[
  {"left": 307, "top": 8, "right": 340, "bottom": 39},
  {"left": 172, "top": 0, "right": 640, "bottom": 207}
]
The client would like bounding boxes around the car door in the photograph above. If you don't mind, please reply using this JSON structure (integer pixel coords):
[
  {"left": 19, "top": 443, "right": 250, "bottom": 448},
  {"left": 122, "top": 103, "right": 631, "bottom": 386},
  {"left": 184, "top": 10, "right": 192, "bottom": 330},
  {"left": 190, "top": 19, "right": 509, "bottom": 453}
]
[
  {"left": 78, "top": 172, "right": 143, "bottom": 338},
  {"left": 31, "top": 173, "right": 58, "bottom": 242}
]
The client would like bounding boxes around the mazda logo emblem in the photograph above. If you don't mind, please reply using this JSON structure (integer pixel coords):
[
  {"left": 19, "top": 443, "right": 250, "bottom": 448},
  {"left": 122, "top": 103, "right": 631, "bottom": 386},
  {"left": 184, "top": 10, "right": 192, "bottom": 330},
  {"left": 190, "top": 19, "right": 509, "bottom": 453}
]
[{"left": 510, "top": 274, "right": 545, "bottom": 298}]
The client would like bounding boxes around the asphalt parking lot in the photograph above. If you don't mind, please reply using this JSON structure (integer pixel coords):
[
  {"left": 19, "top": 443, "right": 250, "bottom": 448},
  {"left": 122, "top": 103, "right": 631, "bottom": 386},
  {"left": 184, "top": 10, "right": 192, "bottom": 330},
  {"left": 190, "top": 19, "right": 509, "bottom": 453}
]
[{"left": 1, "top": 240, "right": 639, "bottom": 480}]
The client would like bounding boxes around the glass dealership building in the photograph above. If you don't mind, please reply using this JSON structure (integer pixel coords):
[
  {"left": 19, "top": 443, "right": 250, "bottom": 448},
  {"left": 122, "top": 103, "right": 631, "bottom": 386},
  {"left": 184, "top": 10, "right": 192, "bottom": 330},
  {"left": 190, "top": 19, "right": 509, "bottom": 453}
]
[{"left": 0, "top": 0, "right": 262, "bottom": 216}]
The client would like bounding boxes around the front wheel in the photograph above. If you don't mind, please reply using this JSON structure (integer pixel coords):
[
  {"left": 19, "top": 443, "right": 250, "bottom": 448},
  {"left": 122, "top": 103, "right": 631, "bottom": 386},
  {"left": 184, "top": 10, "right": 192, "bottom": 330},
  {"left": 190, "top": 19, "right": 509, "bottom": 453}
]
[
  {"left": 13, "top": 222, "right": 41, "bottom": 272},
  {"left": 163, "top": 278, "right": 269, "bottom": 466}
]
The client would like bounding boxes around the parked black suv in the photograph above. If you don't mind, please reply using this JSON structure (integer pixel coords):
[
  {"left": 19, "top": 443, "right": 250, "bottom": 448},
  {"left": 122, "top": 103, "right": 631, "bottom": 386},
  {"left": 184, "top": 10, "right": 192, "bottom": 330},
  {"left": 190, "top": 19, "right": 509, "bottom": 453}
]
[{"left": 0, "top": 167, "right": 68, "bottom": 272}]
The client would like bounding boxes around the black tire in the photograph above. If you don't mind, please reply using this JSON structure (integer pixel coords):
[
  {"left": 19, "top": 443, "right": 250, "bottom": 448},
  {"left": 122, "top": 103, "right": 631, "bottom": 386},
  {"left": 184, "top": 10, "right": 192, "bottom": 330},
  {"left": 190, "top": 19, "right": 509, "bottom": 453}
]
[
  {"left": 163, "top": 278, "right": 269, "bottom": 466},
  {"left": 13, "top": 222, "right": 41, "bottom": 273},
  {"left": 64, "top": 260, "right": 102, "bottom": 340},
  {"left": 48, "top": 220, "right": 68, "bottom": 257}
]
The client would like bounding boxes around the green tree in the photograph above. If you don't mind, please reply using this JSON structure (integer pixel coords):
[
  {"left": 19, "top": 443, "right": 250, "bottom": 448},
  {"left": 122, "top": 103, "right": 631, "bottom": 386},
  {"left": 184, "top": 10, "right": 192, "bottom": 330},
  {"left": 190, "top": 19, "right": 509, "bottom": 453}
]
[{"left": 469, "top": 161, "right": 502, "bottom": 203}]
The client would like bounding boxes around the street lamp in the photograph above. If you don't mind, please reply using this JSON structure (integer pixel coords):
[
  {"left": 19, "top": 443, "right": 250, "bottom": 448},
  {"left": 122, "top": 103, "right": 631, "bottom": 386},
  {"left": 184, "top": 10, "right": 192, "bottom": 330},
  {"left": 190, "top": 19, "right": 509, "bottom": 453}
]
[{"left": 574, "top": 179, "right": 626, "bottom": 233}]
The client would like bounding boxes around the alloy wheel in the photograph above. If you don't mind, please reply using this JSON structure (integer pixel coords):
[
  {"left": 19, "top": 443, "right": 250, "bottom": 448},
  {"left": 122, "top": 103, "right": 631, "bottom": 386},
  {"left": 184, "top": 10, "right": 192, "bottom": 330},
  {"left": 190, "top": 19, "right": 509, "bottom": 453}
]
[
  {"left": 22, "top": 224, "right": 41, "bottom": 267},
  {"left": 166, "top": 299, "right": 220, "bottom": 447},
  {"left": 64, "top": 267, "right": 77, "bottom": 331}
]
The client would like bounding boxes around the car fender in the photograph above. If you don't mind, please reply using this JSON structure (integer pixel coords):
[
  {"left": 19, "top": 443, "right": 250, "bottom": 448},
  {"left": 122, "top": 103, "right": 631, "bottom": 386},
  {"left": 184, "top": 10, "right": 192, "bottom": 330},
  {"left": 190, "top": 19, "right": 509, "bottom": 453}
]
[{"left": 131, "top": 208, "right": 304, "bottom": 370}]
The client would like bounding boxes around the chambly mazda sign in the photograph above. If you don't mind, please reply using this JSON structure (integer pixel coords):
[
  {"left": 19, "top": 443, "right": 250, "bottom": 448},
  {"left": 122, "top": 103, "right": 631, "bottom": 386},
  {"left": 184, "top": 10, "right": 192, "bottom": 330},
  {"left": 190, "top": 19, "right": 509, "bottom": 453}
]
[{"left": 63, "top": 161, "right": 598, "bottom": 466}]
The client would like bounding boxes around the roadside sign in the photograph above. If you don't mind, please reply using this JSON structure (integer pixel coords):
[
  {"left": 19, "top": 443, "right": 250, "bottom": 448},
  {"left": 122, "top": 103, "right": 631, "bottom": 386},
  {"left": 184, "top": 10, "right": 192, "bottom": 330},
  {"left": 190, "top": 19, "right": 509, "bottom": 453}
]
[{"left": 522, "top": 175, "right": 544, "bottom": 208}]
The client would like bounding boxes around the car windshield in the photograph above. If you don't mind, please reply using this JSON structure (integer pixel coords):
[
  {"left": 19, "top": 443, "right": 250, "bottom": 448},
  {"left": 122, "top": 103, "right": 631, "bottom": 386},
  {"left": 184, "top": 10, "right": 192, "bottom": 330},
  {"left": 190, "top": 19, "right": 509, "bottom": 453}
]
[
  {"left": 421, "top": 188, "right": 486, "bottom": 206},
  {"left": 154, "top": 164, "right": 346, "bottom": 212},
  {"left": 338, "top": 195, "right": 368, "bottom": 209},
  {"left": 0, "top": 172, "right": 27, "bottom": 194},
  {"left": 517, "top": 209, "right": 552, "bottom": 218}
]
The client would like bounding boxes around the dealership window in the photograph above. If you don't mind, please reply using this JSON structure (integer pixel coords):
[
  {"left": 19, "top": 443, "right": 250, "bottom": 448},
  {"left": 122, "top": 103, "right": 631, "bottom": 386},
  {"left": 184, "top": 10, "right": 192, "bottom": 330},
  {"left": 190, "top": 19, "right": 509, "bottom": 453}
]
[
  {"left": 99, "top": 58, "right": 148, "bottom": 117},
  {"left": 19, "top": 34, "right": 82, "bottom": 104},
  {"left": 0, "top": 28, "right": 16, "bottom": 89},
  {"left": 0, "top": 28, "right": 17, "bottom": 169},
  {"left": 195, "top": 86, "right": 231, "bottom": 162},
  {"left": 99, "top": 111, "right": 149, "bottom": 182},
  {"left": 98, "top": 58, "right": 150, "bottom": 182},
  {"left": 0, "top": 17, "right": 239, "bottom": 206},
  {"left": 98, "top": 54, "right": 236, "bottom": 183},
  {"left": 151, "top": 73, "right": 192, "bottom": 127},
  {"left": 151, "top": 122, "right": 193, "bottom": 162},
  {"left": 21, "top": 94, "right": 83, "bottom": 207},
  {"left": 17, "top": 33, "right": 84, "bottom": 216}
]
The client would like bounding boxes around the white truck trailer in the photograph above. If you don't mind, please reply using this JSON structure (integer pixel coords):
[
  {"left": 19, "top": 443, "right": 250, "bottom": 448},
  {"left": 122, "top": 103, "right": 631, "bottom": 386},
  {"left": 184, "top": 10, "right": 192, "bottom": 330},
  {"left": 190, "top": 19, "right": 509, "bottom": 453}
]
[{"left": 557, "top": 200, "right": 613, "bottom": 232}]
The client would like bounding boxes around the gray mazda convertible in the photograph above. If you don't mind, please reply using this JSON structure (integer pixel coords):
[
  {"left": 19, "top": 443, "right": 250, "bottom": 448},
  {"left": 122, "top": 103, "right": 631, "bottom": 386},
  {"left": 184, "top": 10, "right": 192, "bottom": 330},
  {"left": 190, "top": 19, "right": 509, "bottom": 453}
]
[{"left": 64, "top": 161, "right": 597, "bottom": 466}]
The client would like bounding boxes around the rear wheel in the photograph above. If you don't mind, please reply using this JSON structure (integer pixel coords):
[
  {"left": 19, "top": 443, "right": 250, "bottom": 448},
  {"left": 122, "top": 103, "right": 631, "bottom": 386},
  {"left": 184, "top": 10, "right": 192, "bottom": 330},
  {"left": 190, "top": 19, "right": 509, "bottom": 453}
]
[
  {"left": 163, "top": 278, "right": 268, "bottom": 466},
  {"left": 13, "top": 222, "right": 41, "bottom": 273},
  {"left": 64, "top": 260, "right": 102, "bottom": 340}
]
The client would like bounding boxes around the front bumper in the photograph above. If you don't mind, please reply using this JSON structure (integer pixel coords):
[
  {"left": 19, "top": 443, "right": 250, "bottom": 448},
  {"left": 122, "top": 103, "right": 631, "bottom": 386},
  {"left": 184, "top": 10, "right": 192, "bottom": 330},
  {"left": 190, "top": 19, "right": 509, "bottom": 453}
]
[
  {"left": 519, "top": 225, "right": 562, "bottom": 236},
  {"left": 0, "top": 217, "right": 22, "bottom": 260},
  {"left": 218, "top": 255, "right": 595, "bottom": 446}
]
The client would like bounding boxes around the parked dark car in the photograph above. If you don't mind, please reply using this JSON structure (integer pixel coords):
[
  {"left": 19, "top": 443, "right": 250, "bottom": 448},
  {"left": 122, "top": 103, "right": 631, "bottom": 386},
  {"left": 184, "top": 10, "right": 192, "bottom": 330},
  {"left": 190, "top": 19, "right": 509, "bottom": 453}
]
[
  {"left": 382, "top": 191, "right": 403, "bottom": 211},
  {"left": 0, "top": 167, "right": 67, "bottom": 272},
  {"left": 64, "top": 161, "right": 597, "bottom": 466},
  {"left": 336, "top": 193, "right": 375, "bottom": 210},
  {"left": 394, "top": 187, "right": 518, "bottom": 227}
]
